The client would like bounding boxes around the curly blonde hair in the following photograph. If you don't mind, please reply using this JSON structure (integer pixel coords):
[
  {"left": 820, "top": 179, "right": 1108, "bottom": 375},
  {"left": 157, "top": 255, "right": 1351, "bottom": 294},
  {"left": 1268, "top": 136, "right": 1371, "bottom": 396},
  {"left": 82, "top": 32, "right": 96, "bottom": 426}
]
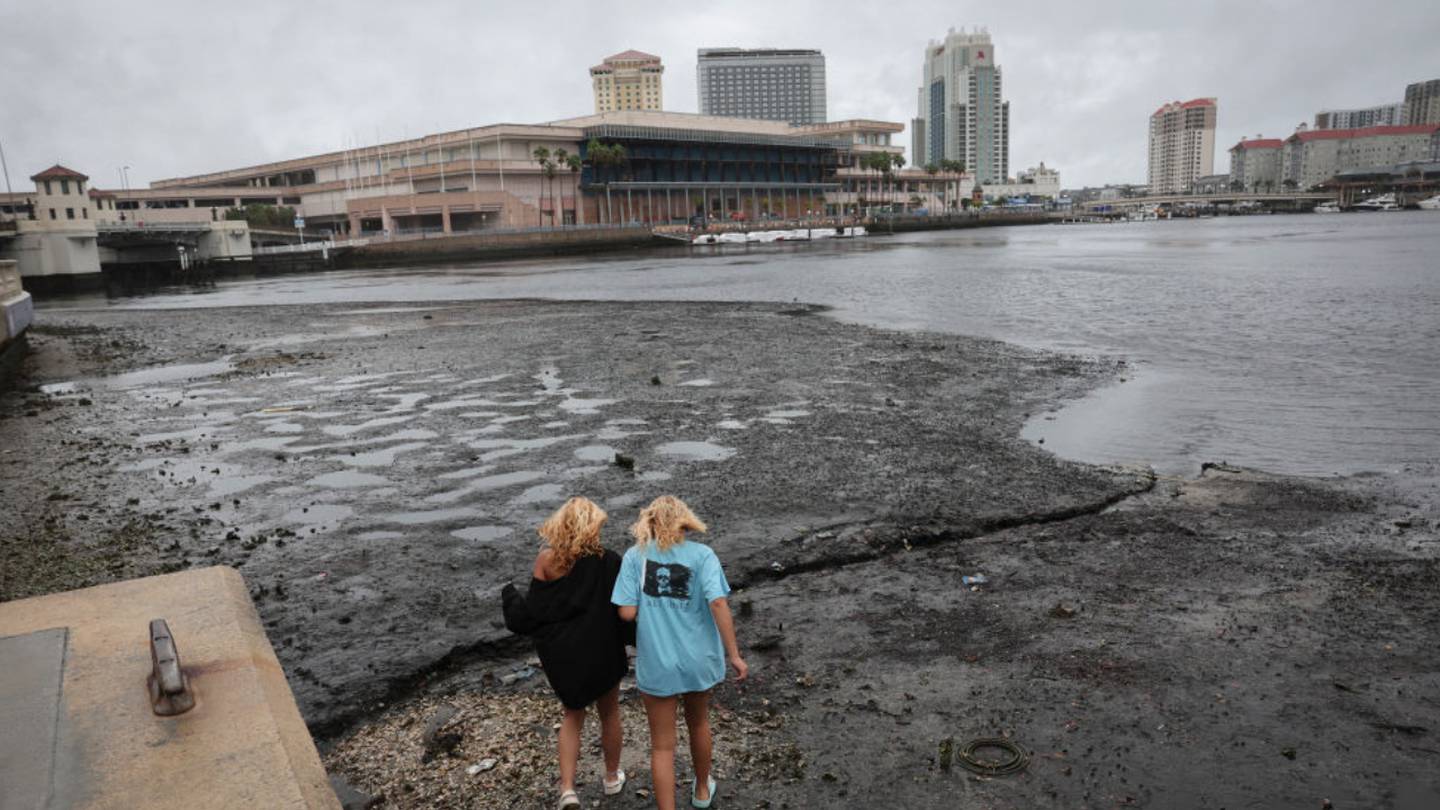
[
  {"left": 538, "top": 497, "right": 608, "bottom": 570},
  {"left": 631, "top": 495, "right": 708, "bottom": 550}
]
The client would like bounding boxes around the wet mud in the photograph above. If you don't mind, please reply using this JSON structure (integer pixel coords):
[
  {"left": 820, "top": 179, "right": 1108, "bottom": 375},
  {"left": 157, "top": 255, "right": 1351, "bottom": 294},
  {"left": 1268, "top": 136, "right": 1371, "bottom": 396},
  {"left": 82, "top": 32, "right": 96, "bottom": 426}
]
[{"left": 3, "top": 300, "right": 1437, "bottom": 808}]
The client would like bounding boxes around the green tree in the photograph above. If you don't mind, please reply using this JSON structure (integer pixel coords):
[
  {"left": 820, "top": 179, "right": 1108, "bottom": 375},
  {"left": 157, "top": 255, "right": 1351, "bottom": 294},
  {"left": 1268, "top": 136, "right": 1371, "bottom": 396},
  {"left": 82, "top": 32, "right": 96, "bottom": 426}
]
[
  {"left": 553, "top": 148, "right": 569, "bottom": 225},
  {"left": 224, "top": 204, "right": 297, "bottom": 228},
  {"left": 891, "top": 153, "right": 906, "bottom": 211},
  {"left": 532, "top": 146, "right": 555, "bottom": 227},
  {"left": 564, "top": 152, "right": 582, "bottom": 225}
]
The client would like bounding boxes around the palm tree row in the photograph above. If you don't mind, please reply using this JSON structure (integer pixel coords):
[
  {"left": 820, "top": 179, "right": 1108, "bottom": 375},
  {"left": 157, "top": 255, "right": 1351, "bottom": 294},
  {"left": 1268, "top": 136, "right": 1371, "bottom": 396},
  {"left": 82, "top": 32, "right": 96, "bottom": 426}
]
[
  {"left": 531, "top": 147, "right": 583, "bottom": 227},
  {"left": 857, "top": 152, "right": 911, "bottom": 215},
  {"left": 582, "top": 139, "right": 628, "bottom": 224}
]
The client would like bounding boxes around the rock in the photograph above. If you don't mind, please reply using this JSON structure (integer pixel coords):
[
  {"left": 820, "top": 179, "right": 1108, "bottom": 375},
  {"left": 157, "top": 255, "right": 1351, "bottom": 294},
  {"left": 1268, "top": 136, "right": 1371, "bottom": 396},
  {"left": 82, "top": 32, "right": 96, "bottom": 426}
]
[
  {"left": 1281, "top": 747, "right": 1297, "bottom": 760},
  {"left": 614, "top": 453, "right": 636, "bottom": 471},
  {"left": 1049, "top": 602, "right": 1078, "bottom": 619},
  {"left": 420, "top": 705, "right": 462, "bottom": 762},
  {"left": 650, "top": 375, "right": 662, "bottom": 386},
  {"left": 465, "top": 758, "right": 497, "bottom": 776},
  {"left": 328, "top": 774, "right": 378, "bottom": 810},
  {"left": 500, "top": 665, "right": 537, "bottom": 685}
]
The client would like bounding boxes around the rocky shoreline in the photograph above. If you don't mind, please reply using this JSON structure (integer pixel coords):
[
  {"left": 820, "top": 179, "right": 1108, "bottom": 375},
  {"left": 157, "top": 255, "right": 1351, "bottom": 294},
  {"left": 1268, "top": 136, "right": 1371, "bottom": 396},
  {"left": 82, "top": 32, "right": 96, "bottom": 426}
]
[{"left": 2, "top": 300, "right": 1436, "bottom": 808}]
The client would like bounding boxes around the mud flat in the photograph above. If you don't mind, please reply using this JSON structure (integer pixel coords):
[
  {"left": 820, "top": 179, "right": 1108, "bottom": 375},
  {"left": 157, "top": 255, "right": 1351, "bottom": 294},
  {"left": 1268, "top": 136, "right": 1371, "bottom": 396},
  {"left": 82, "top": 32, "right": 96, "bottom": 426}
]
[{"left": 2, "top": 300, "right": 1437, "bottom": 808}]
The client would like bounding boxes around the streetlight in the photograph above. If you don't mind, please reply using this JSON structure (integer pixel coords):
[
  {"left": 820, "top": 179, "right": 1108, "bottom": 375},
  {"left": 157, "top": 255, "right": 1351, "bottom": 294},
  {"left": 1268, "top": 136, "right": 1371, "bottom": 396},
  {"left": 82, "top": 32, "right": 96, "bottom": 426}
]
[{"left": 119, "top": 166, "right": 132, "bottom": 222}]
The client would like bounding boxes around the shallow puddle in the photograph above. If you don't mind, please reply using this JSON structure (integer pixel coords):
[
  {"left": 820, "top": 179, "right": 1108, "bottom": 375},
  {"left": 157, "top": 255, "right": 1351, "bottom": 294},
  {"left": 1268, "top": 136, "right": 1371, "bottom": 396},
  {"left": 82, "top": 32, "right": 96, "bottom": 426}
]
[
  {"left": 307, "top": 470, "right": 391, "bottom": 488},
  {"left": 654, "top": 441, "right": 737, "bottom": 462},
  {"left": 282, "top": 503, "right": 354, "bottom": 527},
  {"left": 380, "top": 507, "right": 481, "bottom": 525},
  {"left": 573, "top": 444, "right": 617, "bottom": 462},
  {"left": 510, "top": 483, "right": 565, "bottom": 506},
  {"left": 451, "top": 525, "right": 514, "bottom": 542},
  {"left": 336, "top": 441, "right": 431, "bottom": 467}
]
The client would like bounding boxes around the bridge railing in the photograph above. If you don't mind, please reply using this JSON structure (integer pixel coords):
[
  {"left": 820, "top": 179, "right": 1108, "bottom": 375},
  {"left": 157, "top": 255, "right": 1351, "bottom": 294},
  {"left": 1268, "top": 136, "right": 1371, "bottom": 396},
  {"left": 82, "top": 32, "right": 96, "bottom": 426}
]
[
  {"left": 354, "top": 223, "right": 652, "bottom": 241},
  {"left": 252, "top": 238, "right": 371, "bottom": 256}
]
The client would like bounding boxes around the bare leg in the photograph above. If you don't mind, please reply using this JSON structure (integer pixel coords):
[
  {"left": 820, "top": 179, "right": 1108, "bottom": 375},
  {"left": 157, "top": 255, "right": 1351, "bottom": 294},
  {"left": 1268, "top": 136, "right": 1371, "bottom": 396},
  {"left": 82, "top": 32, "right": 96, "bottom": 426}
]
[
  {"left": 642, "top": 692, "right": 679, "bottom": 810},
  {"left": 682, "top": 691, "right": 713, "bottom": 801},
  {"left": 596, "top": 685, "right": 623, "bottom": 779},
  {"left": 559, "top": 704, "right": 587, "bottom": 793}
]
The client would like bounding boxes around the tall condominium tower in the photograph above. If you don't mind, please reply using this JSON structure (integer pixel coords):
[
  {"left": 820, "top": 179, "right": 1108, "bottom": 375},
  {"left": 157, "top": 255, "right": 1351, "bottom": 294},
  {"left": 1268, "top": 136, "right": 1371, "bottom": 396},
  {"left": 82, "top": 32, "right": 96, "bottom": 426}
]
[
  {"left": 1404, "top": 78, "right": 1440, "bottom": 125},
  {"left": 1147, "top": 98, "right": 1217, "bottom": 194},
  {"left": 1314, "top": 102, "right": 1405, "bottom": 130},
  {"left": 911, "top": 28, "right": 1009, "bottom": 183},
  {"left": 696, "top": 48, "right": 827, "bottom": 125},
  {"left": 591, "top": 50, "right": 665, "bottom": 114}
]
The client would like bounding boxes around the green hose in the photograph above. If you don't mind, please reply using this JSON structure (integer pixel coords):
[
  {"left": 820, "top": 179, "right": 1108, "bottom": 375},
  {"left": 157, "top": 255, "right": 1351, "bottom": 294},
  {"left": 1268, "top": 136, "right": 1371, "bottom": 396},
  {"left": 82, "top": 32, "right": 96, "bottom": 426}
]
[{"left": 955, "top": 737, "right": 1030, "bottom": 777}]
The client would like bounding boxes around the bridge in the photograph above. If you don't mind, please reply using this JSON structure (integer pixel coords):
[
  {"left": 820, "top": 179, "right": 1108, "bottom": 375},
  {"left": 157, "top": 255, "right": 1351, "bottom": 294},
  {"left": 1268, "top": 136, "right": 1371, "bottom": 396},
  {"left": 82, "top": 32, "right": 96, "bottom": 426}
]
[{"left": 1080, "top": 192, "right": 1335, "bottom": 211}]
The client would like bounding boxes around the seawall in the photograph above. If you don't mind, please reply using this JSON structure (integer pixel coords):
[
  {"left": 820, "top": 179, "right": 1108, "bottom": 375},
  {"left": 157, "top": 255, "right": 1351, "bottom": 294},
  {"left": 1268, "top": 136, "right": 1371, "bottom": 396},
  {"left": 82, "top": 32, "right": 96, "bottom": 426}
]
[
  {"left": 1, "top": 259, "right": 34, "bottom": 356},
  {"left": 335, "top": 225, "right": 657, "bottom": 268}
]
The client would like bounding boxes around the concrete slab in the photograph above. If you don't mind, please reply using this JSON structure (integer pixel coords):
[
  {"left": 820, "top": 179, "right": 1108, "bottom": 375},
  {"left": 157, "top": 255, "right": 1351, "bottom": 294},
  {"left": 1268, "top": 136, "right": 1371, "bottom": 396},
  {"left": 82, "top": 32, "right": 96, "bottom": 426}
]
[
  {"left": 0, "top": 627, "right": 68, "bottom": 810},
  {"left": 0, "top": 567, "right": 339, "bottom": 810}
]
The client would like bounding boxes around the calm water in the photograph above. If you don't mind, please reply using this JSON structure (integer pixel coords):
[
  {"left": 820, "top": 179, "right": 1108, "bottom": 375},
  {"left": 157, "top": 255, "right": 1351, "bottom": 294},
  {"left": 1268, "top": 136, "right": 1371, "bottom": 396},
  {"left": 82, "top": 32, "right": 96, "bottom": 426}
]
[{"left": 45, "top": 212, "right": 1440, "bottom": 477}]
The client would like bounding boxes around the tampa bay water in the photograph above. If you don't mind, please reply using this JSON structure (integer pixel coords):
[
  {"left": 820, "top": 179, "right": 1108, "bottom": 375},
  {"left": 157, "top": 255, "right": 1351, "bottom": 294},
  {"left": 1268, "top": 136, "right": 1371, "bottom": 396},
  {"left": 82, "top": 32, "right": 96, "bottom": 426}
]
[{"left": 54, "top": 211, "right": 1440, "bottom": 478}]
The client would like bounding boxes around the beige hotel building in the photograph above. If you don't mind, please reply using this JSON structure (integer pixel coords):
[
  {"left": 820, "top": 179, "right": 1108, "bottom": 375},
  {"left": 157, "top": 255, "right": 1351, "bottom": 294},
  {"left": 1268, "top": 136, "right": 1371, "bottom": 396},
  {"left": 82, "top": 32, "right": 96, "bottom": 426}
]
[{"left": 590, "top": 50, "right": 664, "bottom": 113}]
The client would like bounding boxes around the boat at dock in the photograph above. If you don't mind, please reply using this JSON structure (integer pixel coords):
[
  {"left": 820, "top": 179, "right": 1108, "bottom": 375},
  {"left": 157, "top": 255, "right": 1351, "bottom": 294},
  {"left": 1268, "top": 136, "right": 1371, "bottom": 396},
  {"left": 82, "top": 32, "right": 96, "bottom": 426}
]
[
  {"left": 692, "top": 226, "right": 866, "bottom": 245},
  {"left": 1354, "top": 193, "right": 1401, "bottom": 212},
  {"left": 1418, "top": 195, "right": 1440, "bottom": 211},
  {"left": 1313, "top": 201, "right": 1342, "bottom": 214}
]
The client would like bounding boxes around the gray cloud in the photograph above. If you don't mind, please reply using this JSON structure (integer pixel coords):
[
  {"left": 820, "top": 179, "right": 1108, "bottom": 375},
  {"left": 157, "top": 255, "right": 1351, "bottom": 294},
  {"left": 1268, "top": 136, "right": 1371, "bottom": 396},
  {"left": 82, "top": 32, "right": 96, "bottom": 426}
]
[{"left": 2, "top": 0, "right": 1436, "bottom": 189}]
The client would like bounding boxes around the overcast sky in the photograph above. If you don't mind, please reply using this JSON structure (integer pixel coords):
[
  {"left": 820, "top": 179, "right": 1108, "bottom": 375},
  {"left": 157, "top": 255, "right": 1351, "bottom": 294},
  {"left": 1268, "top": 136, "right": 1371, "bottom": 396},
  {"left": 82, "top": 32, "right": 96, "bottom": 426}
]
[{"left": 2, "top": 0, "right": 1436, "bottom": 190}]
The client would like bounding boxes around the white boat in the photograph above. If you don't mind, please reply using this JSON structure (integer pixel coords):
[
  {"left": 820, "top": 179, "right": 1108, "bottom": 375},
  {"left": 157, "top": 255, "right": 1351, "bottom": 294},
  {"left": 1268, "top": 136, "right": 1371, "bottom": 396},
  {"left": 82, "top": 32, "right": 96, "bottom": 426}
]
[
  {"left": 1418, "top": 195, "right": 1440, "bottom": 211},
  {"left": 717, "top": 232, "right": 748, "bottom": 244},
  {"left": 1354, "top": 193, "right": 1401, "bottom": 212},
  {"left": 1313, "top": 201, "right": 1342, "bottom": 214}
]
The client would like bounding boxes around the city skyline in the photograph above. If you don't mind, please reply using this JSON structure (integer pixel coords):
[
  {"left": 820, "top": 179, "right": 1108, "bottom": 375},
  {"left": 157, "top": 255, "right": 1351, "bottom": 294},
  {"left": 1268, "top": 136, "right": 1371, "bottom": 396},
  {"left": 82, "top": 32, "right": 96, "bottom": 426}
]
[{"left": 2, "top": 0, "right": 1438, "bottom": 189}]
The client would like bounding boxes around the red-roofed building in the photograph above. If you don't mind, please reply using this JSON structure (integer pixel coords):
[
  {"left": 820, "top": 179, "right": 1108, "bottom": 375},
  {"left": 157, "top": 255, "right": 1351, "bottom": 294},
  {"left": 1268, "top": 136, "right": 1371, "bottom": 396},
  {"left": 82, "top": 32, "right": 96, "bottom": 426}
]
[
  {"left": 1281, "top": 123, "right": 1440, "bottom": 189},
  {"left": 1228, "top": 138, "right": 1285, "bottom": 192},
  {"left": 590, "top": 50, "right": 664, "bottom": 113},
  {"left": 30, "top": 165, "right": 89, "bottom": 182},
  {"left": 1148, "top": 98, "right": 1217, "bottom": 194}
]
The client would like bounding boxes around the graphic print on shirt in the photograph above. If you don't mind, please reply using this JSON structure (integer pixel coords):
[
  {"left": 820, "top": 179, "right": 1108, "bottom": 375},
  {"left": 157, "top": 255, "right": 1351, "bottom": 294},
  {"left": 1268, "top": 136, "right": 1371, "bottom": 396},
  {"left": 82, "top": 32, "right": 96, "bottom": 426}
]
[{"left": 643, "top": 560, "right": 692, "bottom": 600}]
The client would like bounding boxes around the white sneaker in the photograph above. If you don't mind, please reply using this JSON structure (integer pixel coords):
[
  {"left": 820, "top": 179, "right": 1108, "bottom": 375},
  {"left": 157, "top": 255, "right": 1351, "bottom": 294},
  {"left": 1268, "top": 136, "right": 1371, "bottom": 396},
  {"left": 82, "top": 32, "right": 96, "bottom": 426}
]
[
  {"left": 557, "top": 789, "right": 580, "bottom": 809},
  {"left": 603, "top": 769, "right": 627, "bottom": 796}
]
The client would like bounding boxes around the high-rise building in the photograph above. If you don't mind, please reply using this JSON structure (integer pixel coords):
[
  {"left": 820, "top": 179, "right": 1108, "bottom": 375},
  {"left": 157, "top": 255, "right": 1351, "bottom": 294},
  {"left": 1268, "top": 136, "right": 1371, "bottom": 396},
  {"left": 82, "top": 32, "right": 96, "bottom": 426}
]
[
  {"left": 1147, "top": 98, "right": 1217, "bottom": 195},
  {"left": 1228, "top": 138, "right": 1284, "bottom": 192},
  {"left": 1314, "top": 103, "right": 1405, "bottom": 130},
  {"left": 696, "top": 48, "right": 827, "bottom": 125},
  {"left": 590, "top": 50, "right": 664, "bottom": 114},
  {"left": 1404, "top": 79, "right": 1440, "bottom": 125},
  {"left": 912, "top": 28, "right": 1009, "bottom": 183}
]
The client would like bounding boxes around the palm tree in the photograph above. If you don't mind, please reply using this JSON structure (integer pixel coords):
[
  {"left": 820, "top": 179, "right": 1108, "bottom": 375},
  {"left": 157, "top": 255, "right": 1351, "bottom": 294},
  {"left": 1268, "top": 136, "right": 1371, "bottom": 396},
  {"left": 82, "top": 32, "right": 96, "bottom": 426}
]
[
  {"left": 941, "top": 159, "right": 966, "bottom": 211},
  {"left": 890, "top": 153, "right": 906, "bottom": 212},
  {"left": 924, "top": 163, "right": 939, "bottom": 214},
  {"left": 532, "top": 146, "right": 552, "bottom": 227},
  {"left": 564, "top": 153, "right": 582, "bottom": 225},
  {"left": 554, "top": 148, "right": 569, "bottom": 225}
]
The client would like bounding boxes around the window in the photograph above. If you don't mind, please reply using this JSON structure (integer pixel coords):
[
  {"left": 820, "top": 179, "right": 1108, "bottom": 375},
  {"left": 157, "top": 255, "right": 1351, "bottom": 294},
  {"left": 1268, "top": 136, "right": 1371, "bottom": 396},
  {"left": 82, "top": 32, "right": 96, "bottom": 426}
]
[
  {"left": 82, "top": 208, "right": 88, "bottom": 219},
  {"left": 61, "top": 180, "right": 69, "bottom": 194},
  {"left": 66, "top": 208, "right": 74, "bottom": 219},
  {"left": 49, "top": 208, "right": 56, "bottom": 219},
  {"left": 45, "top": 181, "right": 52, "bottom": 195}
]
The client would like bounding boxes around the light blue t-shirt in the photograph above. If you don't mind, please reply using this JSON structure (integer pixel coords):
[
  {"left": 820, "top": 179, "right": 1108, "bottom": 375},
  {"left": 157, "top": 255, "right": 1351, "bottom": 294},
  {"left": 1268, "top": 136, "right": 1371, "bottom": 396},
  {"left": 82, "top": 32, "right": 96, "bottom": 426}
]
[{"left": 611, "top": 540, "right": 731, "bottom": 697}]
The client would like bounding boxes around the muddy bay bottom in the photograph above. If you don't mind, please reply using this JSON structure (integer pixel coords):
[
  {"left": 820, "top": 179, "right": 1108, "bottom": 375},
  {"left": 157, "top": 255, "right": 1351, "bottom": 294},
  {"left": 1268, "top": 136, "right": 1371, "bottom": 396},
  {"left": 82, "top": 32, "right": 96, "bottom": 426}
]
[{"left": 2, "top": 300, "right": 1437, "bottom": 808}]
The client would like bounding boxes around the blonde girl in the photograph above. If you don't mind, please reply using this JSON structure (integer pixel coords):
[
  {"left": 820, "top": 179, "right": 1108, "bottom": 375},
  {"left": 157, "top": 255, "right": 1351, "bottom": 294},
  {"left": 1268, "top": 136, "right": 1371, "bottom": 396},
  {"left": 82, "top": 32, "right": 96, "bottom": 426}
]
[
  {"left": 503, "top": 497, "right": 629, "bottom": 809},
  {"left": 611, "top": 496, "right": 747, "bottom": 810}
]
